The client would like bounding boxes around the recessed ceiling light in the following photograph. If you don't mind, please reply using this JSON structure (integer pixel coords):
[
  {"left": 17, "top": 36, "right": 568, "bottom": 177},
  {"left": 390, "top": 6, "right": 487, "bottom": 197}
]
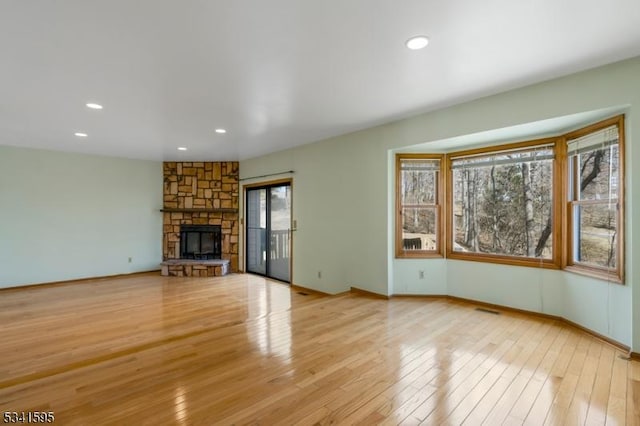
[
  {"left": 74, "top": 132, "right": 88, "bottom": 137},
  {"left": 215, "top": 128, "right": 227, "bottom": 134},
  {"left": 86, "top": 103, "right": 103, "bottom": 110},
  {"left": 406, "top": 35, "right": 429, "bottom": 50},
  {"left": 177, "top": 147, "right": 188, "bottom": 151}
]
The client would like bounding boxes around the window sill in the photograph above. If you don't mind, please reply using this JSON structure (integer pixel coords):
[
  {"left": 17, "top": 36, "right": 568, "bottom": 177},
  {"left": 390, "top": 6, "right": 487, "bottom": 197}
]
[
  {"left": 564, "top": 265, "right": 623, "bottom": 284},
  {"left": 447, "top": 251, "right": 560, "bottom": 270},
  {"left": 396, "top": 251, "right": 443, "bottom": 259}
]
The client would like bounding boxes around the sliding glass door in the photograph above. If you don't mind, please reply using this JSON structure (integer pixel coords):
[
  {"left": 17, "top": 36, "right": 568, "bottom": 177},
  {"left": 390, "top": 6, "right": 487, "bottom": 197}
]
[{"left": 246, "top": 182, "right": 291, "bottom": 282}]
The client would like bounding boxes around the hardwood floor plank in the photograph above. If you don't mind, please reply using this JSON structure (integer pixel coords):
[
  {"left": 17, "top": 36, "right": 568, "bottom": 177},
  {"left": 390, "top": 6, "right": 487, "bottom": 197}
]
[
  {"left": 603, "top": 350, "right": 627, "bottom": 425},
  {"left": 628, "top": 360, "right": 640, "bottom": 425},
  {"left": 523, "top": 330, "right": 579, "bottom": 425},
  {"left": 543, "top": 335, "right": 592, "bottom": 425},
  {"left": 481, "top": 321, "right": 555, "bottom": 425},
  {"left": 564, "top": 339, "right": 603, "bottom": 424},
  {"left": 505, "top": 325, "right": 567, "bottom": 423},
  {"left": 585, "top": 345, "right": 615, "bottom": 425}
]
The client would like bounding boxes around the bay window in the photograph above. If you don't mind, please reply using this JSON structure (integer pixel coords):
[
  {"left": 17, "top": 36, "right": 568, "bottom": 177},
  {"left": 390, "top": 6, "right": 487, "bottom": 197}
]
[{"left": 394, "top": 114, "right": 625, "bottom": 283}]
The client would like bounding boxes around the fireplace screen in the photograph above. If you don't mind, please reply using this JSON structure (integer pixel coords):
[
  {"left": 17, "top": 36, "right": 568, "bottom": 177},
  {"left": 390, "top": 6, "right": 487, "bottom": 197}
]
[{"left": 180, "top": 225, "right": 222, "bottom": 259}]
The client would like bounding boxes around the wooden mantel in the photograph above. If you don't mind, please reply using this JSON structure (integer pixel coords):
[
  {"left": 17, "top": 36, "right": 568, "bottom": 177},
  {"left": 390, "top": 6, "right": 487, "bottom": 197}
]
[{"left": 160, "top": 208, "right": 238, "bottom": 213}]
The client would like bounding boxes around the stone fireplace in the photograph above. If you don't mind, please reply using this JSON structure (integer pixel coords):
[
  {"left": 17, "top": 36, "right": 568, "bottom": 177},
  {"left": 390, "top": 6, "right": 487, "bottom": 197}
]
[{"left": 160, "top": 162, "right": 239, "bottom": 277}]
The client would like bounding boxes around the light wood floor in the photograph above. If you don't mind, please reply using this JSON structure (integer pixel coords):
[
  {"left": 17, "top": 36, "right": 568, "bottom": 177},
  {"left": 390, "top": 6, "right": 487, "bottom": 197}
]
[{"left": 0, "top": 273, "right": 638, "bottom": 425}]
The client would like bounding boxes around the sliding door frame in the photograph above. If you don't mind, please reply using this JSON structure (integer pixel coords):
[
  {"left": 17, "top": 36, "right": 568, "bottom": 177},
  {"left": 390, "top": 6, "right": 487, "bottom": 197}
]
[{"left": 243, "top": 178, "right": 293, "bottom": 284}]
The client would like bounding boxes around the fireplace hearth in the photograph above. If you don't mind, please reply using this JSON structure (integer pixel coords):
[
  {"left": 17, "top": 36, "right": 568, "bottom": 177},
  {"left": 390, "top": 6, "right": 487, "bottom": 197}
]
[{"left": 180, "top": 225, "right": 221, "bottom": 260}]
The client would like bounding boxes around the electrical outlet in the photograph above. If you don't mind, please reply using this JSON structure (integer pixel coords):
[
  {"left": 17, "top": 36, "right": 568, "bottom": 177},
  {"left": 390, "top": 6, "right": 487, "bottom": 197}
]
[
  {"left": 419, "top": 270, "right": 425, "bottom": 279},
  {"left": 128, "top": 257, "right": 132, "bottom": 263},
  {"left": 317, "top": 271, "right": 322, "bottom": 279}
]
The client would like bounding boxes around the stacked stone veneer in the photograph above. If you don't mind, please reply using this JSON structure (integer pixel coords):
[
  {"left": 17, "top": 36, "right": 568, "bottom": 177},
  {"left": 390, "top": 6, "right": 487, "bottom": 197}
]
[{"left": 162, "top": 162, "right": 239, "bottom": 276}]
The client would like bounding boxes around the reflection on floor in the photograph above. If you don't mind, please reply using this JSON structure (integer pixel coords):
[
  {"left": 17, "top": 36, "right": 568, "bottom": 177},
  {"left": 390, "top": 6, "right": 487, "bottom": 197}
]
[{"left": 0, "top": 272, "right": 637, "bottom": 424}]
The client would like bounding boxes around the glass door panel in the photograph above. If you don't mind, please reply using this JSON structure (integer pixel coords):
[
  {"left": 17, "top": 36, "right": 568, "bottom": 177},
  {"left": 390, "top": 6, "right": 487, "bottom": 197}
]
[
  {"left": 269, "top": 185, "right": 291, "bottom": 282},
  {"left": 246, "top": 188, "right": 267, "bottom": 275}
]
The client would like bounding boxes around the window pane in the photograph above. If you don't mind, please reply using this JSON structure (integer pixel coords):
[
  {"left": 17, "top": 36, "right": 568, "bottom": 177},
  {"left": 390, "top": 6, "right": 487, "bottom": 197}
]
[
  {"left": 452, "top": 157, "right": 553, "bottom": 259},
  {"left": 578, "top": 144, "right": 619, "bottom": 200},
  {"left": 401, "top": 159, "right": 438, "bottom": 205},
  {"left": 401, "top": 207, "right": 437, "bottom": 251},
  {"left": 573, "top": 203, "right": 617, "bottom": 268}
]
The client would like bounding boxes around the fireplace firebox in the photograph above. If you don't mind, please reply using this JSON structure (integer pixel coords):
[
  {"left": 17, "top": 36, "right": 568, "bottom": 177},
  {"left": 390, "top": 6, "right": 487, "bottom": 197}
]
[{"left": 180, "top": 225, "right": 222, "bottom": 260}]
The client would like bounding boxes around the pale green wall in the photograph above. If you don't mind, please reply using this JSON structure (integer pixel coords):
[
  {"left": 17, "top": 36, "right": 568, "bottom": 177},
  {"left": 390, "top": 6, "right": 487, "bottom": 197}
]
[
  {"left": 0, "top": 146, "right": 162, "bottom": 287},
  {"left": 241, "top": 56, "right": 639, "bottom": 350}
]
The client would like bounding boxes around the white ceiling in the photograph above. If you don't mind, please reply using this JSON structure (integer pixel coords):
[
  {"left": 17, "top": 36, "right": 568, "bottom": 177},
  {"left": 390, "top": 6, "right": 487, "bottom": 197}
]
[{"left": 1, "top": 1, "right": 640, "bottom": 161}]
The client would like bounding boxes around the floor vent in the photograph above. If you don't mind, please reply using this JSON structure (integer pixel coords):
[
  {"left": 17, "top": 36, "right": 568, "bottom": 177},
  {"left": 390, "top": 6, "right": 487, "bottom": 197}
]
[
  {"left": 297, "top": 292, "right": 309, "bottom": 296},
  {"left": 618, "top": 354, "right": 631, "bottom": 361},
  {"left": 475, "top": 307, "right": 500, "bottom": 315}
]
